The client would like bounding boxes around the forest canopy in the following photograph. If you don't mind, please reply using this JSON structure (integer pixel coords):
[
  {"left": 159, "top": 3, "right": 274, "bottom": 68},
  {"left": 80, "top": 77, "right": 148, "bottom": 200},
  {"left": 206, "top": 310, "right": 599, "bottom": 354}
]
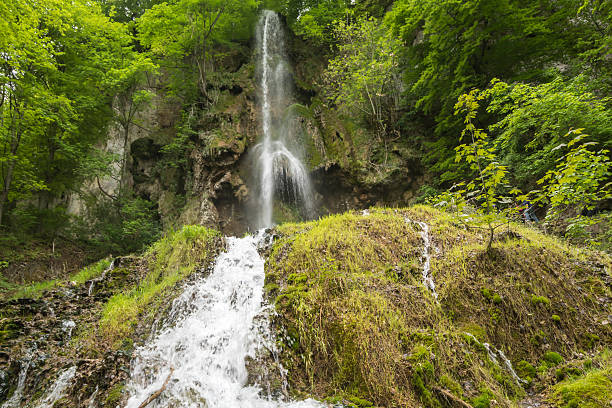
[{"left": 1, "top": 0, "right": 610, "bottom": 252}]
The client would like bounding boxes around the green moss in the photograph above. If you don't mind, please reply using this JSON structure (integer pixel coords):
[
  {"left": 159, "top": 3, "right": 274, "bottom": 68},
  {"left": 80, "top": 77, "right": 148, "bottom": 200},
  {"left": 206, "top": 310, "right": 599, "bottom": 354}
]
[
  {"left": 551, "top": 367, "right": 612, "bottom": 408},
  {"left": 481, "top": 288, "right": 502, "bottom": 304},
  {"left": 439, "top": 374, "right": 463, "bottom": 398},
  {"left": 516, "top": 360, "right": 537, "bottom": 383},
  {"left": 543, "top": 351, "right": 564, "bottom": 366},
  {"left": 267, "top": 206, "right": 611, "bottom": 407},
  {"left": 552, "top": 314, "right": 561, "bottom": 323},
  {"left": 461, "top": 323, "right": 487, "bottom": 343},
  {"left": 104, "top": 382, "right": 124, "bottom": 408},
  {"left": 97, "top": 225, "right": 220, "bottom": 348},
  {"left": 472, "top": 388, "right": 494, "bottom": 408},
  {"left": 345, "top": 395, "right": 375, "bottom": 407},
  {"left": 585, "top": 333, "right": 600, "bottom": 349},
  {"left": 531, "top": 295, "right": 550, "bottom": 307}
]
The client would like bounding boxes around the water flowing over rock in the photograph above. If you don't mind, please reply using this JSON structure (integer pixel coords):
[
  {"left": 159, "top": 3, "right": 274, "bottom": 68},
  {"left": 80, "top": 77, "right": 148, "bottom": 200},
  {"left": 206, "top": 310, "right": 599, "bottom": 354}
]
[
  {"left": 251, "top": 10, "right": 315, "bottom": 229},
  {"left": 125, "top": 234, "right": 324, "bottom": 408},
  {"left": 464, "top": 333, "right": 525, "bottom": 386},
  {"left": 35, "top": 366, "right": 77, "bottom": 408},
  {"left": 405, "top": 217, "right": 437, "bottom": 300},
  {"left": 0, "top": 359, "right": 29, "bottom": 408}
]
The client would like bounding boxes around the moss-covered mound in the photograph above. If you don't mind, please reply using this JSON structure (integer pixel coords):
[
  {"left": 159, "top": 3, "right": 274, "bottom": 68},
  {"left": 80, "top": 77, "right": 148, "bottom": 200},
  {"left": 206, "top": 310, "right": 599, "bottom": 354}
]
[{"left": 266, "top": 206, "right": 611, "bottom": 407}]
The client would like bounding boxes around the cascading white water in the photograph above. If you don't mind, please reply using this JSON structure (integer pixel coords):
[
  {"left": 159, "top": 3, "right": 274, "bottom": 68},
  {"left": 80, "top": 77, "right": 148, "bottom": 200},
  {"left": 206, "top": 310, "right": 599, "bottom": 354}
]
[
  {"left": 464, "top": 333, "right": 525, "bottom": 386},
  {"left": 252, "top": 10, "right": 314, "bottom": 229},
  {"left": 125, "top": 235, "right": 324, "bottom": 408},
  {"left": 36, "top": 366, "right": 77, "bottom": 408},
  {"left": 1, "top": 359, "right": 29, "bottom": 408},
  {"left": 405, "top": 217, "right": 438, "bottom": 300}
]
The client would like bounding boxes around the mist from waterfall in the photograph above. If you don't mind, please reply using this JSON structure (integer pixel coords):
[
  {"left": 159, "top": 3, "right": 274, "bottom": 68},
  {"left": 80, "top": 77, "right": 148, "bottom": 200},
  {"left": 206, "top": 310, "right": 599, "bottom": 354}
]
[{"left": 251, "top": 10, "right": 314, "bottom": 229}]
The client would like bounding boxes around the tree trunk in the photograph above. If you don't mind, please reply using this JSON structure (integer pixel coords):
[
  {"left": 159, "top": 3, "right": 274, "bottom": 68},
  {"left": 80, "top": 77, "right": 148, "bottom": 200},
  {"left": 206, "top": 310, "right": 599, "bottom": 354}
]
[
  {"left": 0, "top": 160, "right": 16, "bottom": 226},
  {"left": 486, "top": 222, "right": 494, "bottom": 253},
  {"left": 0, "top": 123, "right": 22, "bottom": 226}
]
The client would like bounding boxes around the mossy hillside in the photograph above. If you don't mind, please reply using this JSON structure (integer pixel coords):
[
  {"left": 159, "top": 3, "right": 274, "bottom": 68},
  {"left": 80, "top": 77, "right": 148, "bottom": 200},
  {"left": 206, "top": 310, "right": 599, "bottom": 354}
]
[
  {"left": 6, "top": 258, "right": 112, "bottom": 300},
  {"left": 0, "top": 225, "right": 222, "bottom": 408},
  {"left": 267, "top": 206, "right": 611, "bottom": 407},
  {"left": 90, "top": 225, "right": 221, "bottom": 350}
]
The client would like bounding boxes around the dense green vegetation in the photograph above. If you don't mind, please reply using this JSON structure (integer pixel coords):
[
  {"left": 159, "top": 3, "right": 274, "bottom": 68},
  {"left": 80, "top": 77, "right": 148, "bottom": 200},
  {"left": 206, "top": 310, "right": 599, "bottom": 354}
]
[
  {"left": 1, "top": 1, "right": 610, "bottom": 406},
  {"left": 1, "top": 0, "right": 609, "bottom": 254}
]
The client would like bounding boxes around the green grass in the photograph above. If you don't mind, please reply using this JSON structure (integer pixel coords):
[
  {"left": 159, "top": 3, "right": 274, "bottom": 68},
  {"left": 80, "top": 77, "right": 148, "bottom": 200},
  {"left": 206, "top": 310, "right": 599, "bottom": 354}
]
[
  {"left": 8, "top": 258, "right": 112, "bottom": 300},
  {"left": 96, "top": 225, "right": 220, "bottom": 348},
  {"left": 552, "top": 358, "right": 612, "bottom": 408},
  {"left": 70, "top": 259, "right": 111, "bottom": 284}
]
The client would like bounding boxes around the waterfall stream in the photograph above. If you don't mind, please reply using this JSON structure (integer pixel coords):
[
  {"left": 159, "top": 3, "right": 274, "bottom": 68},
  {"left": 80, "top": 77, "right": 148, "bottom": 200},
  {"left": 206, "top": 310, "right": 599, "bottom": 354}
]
[
  {"left": 125, "top": 234, "right": 324, "bottom": 407},
  {"left": 251, "top": 10, "right": 314, "bottom": 229}
]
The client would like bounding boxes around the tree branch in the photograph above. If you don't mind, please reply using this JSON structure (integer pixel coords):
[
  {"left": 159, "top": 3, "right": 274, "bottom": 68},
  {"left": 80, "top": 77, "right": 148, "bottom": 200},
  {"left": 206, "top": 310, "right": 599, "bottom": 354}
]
[{"left": 138, "top": 367, "right": 174, "bottom": 408}]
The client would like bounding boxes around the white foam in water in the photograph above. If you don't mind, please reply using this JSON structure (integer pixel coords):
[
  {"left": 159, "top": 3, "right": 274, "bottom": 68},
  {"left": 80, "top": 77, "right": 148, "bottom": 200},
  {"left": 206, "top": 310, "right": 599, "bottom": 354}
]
[
  {"left": 88, "top": 259, "right": 116, "bottom": 296},
  {"left": 464, "top": 333, "right": 525, "bottom": 386},
  {"left": 1, "top": 360, "right": 29, "bottom": 408},
  {"left": 36, "top": 366, "right": 77, "bottom": 408},
  {"left": 62, "top": 320, "right": 76, "bottom": 342},
  {"left": 125, "top": 235, "right": 325, "bottom": 408},
  {"left": 405, "top": 218, "right": 438, "bottom": 300}
]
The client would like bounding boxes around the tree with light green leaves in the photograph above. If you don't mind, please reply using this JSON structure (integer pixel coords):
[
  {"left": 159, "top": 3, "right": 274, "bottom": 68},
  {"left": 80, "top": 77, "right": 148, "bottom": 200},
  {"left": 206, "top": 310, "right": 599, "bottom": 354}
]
[
  {"left": 323, "top": 16, "right": 402, "bottom": 138},
  {"left": 137, "top": 0, "right": 259, "bottom": 103},
  {"left": 0, "top": 0, "right": 145, "bottom": 228},
  {"left": 432, "top": 89, "right": 521, "bottom": 253},
  {"left": 533, "top": 129, "right": 611, "bottom": 244}
]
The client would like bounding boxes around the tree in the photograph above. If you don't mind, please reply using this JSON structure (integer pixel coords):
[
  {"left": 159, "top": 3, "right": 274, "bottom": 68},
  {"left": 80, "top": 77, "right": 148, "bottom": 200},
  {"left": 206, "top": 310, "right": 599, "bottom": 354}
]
[
  {"left": 482, "top": 78, "right": 612, "bottom": 187},
  {"left": 0, "top": 0, "right": 138, "bottom": 228},
  {"left": 431, "top": 89, "right": 520, "bottom": 253},
  {"left": 106, "top": 55, "right": 157, "bottom": 187},
  {"left": 323, "top": 16, "right": 402, "bottom": 138},
  {"left": 137, "top": 0, "right": 259, "bottom": 103},
  {"left": 533, "top": 129, "right": 611, "bottom": 241},
  {"left": 385, "top": 0, "right": 610, "bottom": 183}
]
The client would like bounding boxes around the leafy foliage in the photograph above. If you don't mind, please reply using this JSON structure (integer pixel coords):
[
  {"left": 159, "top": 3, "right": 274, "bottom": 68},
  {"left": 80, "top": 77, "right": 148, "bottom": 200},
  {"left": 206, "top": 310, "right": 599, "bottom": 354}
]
[
  {"left": 483, "top": 78, "right": 612, "bottom": 186},
  {"left": 431, "top": 90, "right": 519, "bottom": 251},
  {"left": 533, "top": 129, "right": 611, "bottom": 244},
  {"left": 137, "top": 0, "right": 259, "bottom": 102},
  {"left": 0, "top": 0, "right": 144, "bottom": 228},
  {"left": 323, "top": 16, "right": 402, "bottom": 136}
]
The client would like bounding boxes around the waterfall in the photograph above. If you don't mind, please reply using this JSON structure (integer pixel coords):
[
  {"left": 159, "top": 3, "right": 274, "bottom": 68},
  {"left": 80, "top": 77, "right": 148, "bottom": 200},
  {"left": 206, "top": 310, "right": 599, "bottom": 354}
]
[
  {"left": 251, "top": 10, "right": 314, "bottom": 229},
  {"left": 125, "top": 234, "right": 324, "bottom": 407},
  {"left": 124, "top": 11, "right": 324, "bottom": 407}
]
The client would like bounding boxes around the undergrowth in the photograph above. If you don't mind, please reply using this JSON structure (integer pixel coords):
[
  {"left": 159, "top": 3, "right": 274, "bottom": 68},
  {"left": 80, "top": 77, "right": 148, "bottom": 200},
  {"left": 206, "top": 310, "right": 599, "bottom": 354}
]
[
  {"left": 267, "top": 205, "right": 611, "bottom": 407},
  {"left": 93, "top": 225, "right": 221, "bottom": 349},
  {"left": 551, "top": 350, "right": 612, "bottom": 408},
  {"left": 8, "top": 258, "right": 112, "bottom": 299}
]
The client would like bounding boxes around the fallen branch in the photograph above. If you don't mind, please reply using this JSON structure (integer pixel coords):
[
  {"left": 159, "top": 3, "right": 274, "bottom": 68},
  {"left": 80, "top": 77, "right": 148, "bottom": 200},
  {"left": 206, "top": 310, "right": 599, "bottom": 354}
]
[
  {"left": 433, "top": 386, "right": 474, "bottom": 408},
  {"left": 138, "top": 367, "right": 174, "bottom": 408}
]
